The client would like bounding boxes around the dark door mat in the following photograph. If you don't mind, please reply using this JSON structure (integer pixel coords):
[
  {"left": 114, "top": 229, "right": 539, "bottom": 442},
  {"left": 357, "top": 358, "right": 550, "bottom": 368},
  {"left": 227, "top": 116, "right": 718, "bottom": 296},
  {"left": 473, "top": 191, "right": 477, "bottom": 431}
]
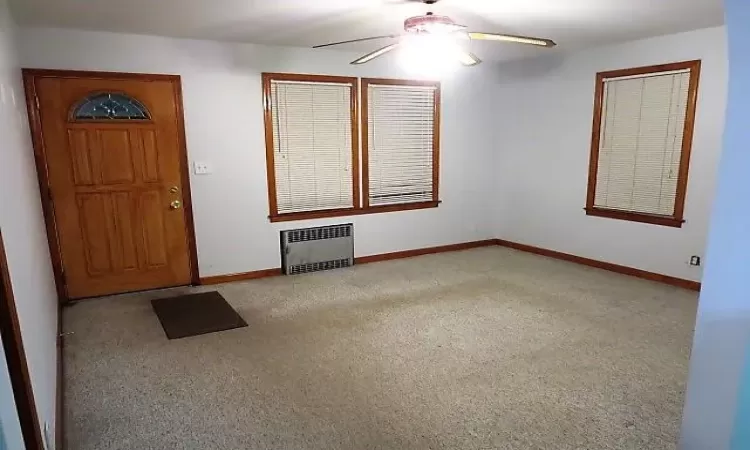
[{"left": 151, "top": 291, "right": 247, "bottom": 340}]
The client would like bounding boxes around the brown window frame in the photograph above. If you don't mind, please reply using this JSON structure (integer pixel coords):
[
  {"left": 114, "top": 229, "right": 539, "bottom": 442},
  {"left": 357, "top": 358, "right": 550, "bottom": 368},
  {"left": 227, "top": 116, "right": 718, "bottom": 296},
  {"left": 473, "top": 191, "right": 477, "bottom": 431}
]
[
  {"left": 262, "top": 73, "right": 441, "bottom": 222},
  {"left": 361, "top": 78, "right": 441, "bottom": 212},
  {"left": 585, "top": 60, "right": 701, "bottom": 228},
  {"left": 263, "top": 72, "right": 361, "bottom": 222}
]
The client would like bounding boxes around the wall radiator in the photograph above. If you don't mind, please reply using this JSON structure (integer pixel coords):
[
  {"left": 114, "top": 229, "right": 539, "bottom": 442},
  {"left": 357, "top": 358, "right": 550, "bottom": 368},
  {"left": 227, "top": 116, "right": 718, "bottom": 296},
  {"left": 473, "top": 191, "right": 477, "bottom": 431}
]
[{"left": 280, "top": 223, "right": 354, "bottom": 275}]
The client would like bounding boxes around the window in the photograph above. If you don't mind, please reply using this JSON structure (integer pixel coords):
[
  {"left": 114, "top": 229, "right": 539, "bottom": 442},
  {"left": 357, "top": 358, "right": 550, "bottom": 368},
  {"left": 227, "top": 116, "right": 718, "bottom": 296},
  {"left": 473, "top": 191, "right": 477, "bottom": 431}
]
[
  {"left": 263, "top": 74, "right": 441, "bottom": 222},
  {"left": 586, "top": 60, "right": 701, "bottom": 228},
  {"left": 71, "top": 92, "right": 151, "bottom": 120},
  {"left": 362, "top": 78, "right": 440, "bottom": 209},
  {"left": 263, "top": 73, "right": 359, "bottom": 221}
]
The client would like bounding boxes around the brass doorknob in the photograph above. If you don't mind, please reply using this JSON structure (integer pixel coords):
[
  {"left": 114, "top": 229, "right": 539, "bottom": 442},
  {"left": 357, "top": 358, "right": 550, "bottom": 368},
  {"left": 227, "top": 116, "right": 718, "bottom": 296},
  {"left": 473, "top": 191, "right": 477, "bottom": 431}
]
[{"left": 170, "top": 200, "right": 182, "bottom": 210}]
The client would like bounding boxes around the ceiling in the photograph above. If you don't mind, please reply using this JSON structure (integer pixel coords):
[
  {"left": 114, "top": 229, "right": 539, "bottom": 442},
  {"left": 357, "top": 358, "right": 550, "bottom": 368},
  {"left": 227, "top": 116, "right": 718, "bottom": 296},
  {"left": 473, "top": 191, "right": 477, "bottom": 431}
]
[{"left": 9, "top": 0, "right": 725, "bottom": 61}]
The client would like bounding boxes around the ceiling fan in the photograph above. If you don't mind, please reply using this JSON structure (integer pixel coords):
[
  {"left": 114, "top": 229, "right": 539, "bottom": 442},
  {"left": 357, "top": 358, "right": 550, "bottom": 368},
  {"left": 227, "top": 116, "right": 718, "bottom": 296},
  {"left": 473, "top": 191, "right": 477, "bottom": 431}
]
[{"left": 313, "top": 0, "right": 556, "bottom": 67}]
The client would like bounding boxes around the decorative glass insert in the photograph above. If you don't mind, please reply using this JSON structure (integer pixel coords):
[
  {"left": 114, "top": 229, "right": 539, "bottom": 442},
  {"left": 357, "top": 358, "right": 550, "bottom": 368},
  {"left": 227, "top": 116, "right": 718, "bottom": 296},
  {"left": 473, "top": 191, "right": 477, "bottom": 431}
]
[{"left": 72, "top": 92, "right": 151, "bottom": 120}]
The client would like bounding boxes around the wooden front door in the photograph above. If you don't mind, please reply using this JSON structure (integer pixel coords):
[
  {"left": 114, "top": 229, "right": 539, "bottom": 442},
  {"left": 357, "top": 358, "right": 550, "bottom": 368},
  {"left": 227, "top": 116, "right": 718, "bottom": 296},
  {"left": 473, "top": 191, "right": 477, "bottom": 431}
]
[{"left": 26, "top": 71, "right": 196, "bottom": 299}]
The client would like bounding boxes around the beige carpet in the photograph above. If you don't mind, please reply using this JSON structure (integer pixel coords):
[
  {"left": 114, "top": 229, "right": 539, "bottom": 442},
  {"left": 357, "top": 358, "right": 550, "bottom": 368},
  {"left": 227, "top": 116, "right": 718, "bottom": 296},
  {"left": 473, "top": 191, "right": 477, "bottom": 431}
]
[{"left": 62, "top": 247, "right": 698, "bottom": 450}]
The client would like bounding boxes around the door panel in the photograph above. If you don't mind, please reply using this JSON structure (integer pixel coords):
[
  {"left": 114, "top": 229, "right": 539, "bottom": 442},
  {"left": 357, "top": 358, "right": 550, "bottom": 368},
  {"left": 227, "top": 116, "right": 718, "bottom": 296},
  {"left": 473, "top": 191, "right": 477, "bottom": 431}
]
[
  {"left": 140, "top": 190, "right": 169, "bottom": 268},
  {"left": 112, "top": 192, "right": 139, "bottom": 271},
  {"left": 77, "top": 193, "right": 112, "bottom": 274},
  {"left": 141, "top": 130, "right": 160, "bottom": 182},
  {"left": 33, "top": 75, "right": 194, "bottom": 298},
  {"left": 97, "top": 129, "right": 136, "bottom": 184},
  {"left": 67, "top": 129, "right": 94, "bottom": 185}
]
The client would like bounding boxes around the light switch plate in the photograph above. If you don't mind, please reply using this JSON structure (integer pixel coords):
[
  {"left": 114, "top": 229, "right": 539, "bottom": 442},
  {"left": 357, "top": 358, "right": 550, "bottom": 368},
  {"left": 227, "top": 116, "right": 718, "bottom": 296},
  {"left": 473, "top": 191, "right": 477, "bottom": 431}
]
[{"left": 194, "top": 162, "right": 211, "bottom": 175}]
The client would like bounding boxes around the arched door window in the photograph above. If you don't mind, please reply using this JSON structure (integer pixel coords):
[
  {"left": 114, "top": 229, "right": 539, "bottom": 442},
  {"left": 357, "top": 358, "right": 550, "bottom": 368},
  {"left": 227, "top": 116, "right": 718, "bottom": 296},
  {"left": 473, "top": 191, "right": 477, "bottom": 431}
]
[{"left": 70, "top": 92, "right": 151, "bottom": 120}]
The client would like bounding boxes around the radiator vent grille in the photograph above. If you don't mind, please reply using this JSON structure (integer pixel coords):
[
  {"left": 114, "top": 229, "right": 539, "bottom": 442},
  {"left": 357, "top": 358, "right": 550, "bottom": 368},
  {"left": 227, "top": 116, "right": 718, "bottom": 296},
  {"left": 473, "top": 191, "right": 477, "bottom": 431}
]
[
  {"left": 281, "top": 223, "right": 354, "bottom": 276},
  {"left": 287, "top": 224, "right": 352, "bottom": 243},
  {"left": 289, "top": 258, "right": 351, "bottom": 275}
]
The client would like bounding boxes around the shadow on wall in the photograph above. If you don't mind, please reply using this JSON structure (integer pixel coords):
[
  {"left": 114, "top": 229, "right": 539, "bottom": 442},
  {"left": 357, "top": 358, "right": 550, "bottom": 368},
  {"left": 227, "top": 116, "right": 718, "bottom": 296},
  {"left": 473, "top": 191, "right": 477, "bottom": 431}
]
[
  {"left": 227, "top": 41, "right": 401, "bottom": 76},
  {"left": 0, "top": 420, "right": 6, "bottom": 450},
  {"left": 486, "top": 54, "right": 566, "bottom": 81}
]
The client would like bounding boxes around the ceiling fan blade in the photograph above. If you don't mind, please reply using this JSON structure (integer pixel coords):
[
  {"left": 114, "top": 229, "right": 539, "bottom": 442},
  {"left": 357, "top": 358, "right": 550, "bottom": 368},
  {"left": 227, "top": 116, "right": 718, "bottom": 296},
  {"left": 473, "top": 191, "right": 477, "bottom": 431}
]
[
  {"left": 468, "top": 32, "right": 556, "bottom": 48},
  {"left": 314, "top": 35, "right": 401, "bottom": 49},
  {"left": 456, "top": 50, "right": 482, "bottom": 66},
  {"left": 351, "top": 43, "right": 401, "bottom": 65}
]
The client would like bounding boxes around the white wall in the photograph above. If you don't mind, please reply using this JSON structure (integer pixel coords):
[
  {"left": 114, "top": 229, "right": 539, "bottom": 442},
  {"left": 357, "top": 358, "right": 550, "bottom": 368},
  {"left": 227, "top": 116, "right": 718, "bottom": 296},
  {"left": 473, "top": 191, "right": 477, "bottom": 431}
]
[
  {"left": 0, "top": 1, "right": 59, "bottom": 447},
  {"left": 492, "top": 26, "right": 727, "bottom": 282},
  {"left": 17, "top": 27, "right": 497, "bottom": 277},
  {"left": 13, "top": 25, "right": 725, "bottom": 286},
  {"left": 681, "top": 4, "right": 750, "bottom": 448}
]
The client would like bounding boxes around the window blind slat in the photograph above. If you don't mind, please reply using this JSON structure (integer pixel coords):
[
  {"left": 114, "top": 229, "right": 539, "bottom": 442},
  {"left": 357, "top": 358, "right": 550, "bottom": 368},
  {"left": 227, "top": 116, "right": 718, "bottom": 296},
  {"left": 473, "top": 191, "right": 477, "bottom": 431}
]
[
  {"left": 271, "top": 80, "right": 353, "bottom": 214},
  {"left": 367, "top": 84, "right": 436, "bottom": 206},
  {"left": 594, "top": 71, "right": 690, "bottom": 216}
]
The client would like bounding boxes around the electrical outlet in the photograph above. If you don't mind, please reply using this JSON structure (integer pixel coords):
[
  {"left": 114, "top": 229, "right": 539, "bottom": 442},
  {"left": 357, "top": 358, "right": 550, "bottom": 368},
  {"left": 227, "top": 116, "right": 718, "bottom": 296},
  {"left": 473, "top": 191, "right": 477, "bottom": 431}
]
[
  {"left": 690, "top": 256, "right": 701, "bottom": 266},
  {"left": 194, "top": 161, "right": 211, "bottom": 175}
]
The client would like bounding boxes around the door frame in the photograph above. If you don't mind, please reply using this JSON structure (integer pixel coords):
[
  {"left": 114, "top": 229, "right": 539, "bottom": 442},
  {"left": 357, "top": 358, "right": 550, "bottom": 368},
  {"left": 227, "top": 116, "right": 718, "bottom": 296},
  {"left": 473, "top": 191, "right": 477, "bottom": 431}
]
[
  {"left": 0, "top": 229, "right": 45, "bottom": 450},
  {"left": 22, "top": 69, "right": 201, "bottom": 303}
]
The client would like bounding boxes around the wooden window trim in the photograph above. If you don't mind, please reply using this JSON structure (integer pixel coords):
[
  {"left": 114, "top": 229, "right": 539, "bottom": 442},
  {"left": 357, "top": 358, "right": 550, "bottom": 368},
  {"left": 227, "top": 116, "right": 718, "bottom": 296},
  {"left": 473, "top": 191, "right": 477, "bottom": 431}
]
[
  {"left": 262, "top": 74, "right": 441, "bottom": 222},
  {"left": 269, "top": 201, "right": 440, "bottom": 223},
  {"left": 361, "top": 77, "right": 441, "bottom": 209},
  {"left": 262, "top": 72, "right": 361, "bottom": 221},
  {"left": 585, "top": 60, "right": 701, "bottom": 228}
]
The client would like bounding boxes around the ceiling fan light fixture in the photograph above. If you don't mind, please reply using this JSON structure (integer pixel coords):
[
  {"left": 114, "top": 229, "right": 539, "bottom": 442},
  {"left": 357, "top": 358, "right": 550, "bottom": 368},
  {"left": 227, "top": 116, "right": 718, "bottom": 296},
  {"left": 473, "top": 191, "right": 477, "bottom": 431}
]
[
  {"left": 399, "top": 35, "right": 461, "bottom": 77},
  {"left": 404, "top": 14, "right": 466, "bottom": 35},
  {"left": 317, "top": 0, "right": 557, "bottom": 66}
]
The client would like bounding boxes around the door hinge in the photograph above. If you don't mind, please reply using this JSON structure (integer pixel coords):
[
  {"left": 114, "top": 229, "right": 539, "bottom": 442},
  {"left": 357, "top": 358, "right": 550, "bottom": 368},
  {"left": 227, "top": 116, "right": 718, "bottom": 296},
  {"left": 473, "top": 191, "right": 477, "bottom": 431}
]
[{"left": 34, "top": 94, "right": 40, "bottom": 110}]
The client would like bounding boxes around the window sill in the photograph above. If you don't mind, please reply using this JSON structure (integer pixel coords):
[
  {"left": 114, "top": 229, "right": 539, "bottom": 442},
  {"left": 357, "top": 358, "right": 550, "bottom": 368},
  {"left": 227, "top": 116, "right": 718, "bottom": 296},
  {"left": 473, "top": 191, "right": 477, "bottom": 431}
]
[
  {"left": 585, "top": 207, "right": 684, "bottom": 228},
  {"left": 269, "top": 201, "right": 440, "bottom": 223}
]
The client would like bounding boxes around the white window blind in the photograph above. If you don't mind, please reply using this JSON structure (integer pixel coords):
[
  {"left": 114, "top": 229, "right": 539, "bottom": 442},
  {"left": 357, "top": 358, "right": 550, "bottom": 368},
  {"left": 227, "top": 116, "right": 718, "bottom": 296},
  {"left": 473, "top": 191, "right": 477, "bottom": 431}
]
[
  {"left": 594, "top": 69, "right": 691, "bottom": 216},
  {"left": 270, "top": 79, "right": 354, "bottom": 214},
  {"left": 367, "top": 83, "right": 437, "bottom": 206}
]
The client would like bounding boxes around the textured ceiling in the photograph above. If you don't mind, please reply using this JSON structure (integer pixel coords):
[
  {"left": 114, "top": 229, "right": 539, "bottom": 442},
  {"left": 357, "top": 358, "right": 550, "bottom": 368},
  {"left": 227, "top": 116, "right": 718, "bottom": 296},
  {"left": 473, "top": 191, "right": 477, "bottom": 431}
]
[{"left": 9, "top": 0, "right": 725, "bottom": 61}]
